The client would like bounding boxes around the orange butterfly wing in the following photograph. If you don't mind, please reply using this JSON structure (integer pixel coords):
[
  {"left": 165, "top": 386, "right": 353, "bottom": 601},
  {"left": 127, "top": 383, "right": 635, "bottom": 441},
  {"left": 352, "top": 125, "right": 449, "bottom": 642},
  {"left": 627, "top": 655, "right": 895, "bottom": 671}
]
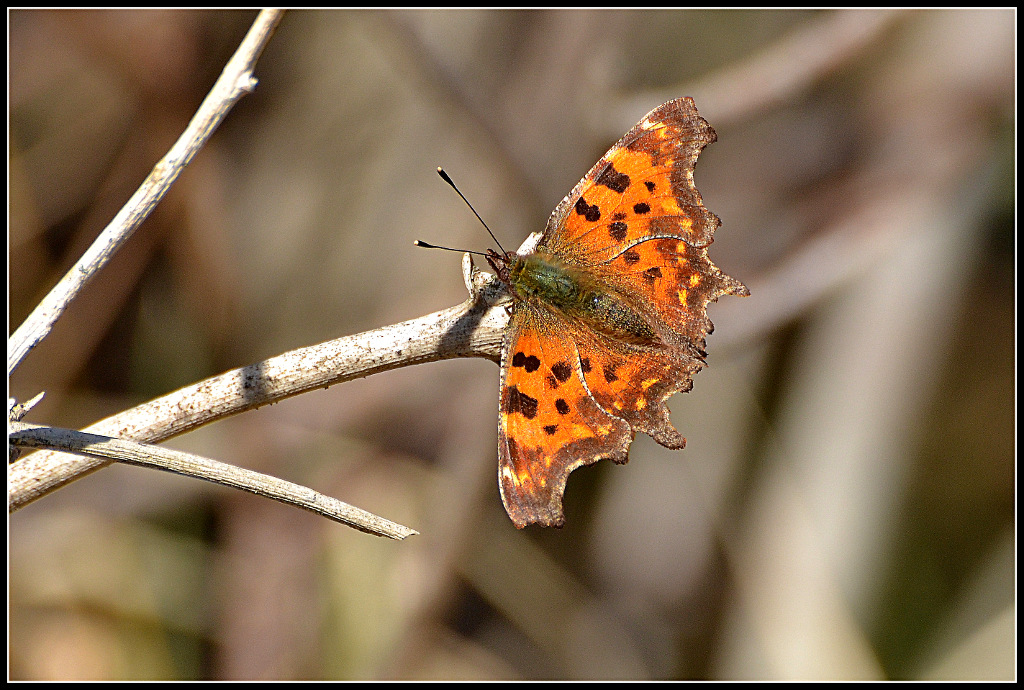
[{"left": 498, "top": 98, "right": 748, "bottom": 528}]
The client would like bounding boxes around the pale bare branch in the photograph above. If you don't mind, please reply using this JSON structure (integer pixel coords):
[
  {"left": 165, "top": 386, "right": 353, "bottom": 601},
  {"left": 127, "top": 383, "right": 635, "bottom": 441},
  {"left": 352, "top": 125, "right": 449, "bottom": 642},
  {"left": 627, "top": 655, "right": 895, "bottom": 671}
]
[
  {"left": 4, "top": 11, "right": 506, "bottom": 534},
  {"left": 9, "top": 421, "right": 417, "bottom": 540}
]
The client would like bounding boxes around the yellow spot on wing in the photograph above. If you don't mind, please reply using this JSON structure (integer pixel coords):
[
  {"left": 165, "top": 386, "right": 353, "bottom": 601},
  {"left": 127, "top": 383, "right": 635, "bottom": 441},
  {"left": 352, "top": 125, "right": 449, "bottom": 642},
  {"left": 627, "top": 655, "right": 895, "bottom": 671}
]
[{"left": 573, "top": 425, "right": 595, "bottom": 439}]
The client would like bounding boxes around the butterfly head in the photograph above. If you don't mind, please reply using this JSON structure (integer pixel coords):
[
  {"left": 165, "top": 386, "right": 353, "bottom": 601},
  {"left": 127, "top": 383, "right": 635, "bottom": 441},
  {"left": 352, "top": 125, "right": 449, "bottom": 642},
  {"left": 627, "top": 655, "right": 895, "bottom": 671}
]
[{"left": 484, "top": 248, "right": 524, "bottom": 300}]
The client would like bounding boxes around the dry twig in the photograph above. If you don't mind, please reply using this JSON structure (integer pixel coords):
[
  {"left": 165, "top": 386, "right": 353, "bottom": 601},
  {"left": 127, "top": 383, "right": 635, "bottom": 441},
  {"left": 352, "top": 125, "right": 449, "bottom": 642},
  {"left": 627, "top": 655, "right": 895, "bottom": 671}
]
[{"left": 9, "top": 421, "right": 417, "bottom": 539}]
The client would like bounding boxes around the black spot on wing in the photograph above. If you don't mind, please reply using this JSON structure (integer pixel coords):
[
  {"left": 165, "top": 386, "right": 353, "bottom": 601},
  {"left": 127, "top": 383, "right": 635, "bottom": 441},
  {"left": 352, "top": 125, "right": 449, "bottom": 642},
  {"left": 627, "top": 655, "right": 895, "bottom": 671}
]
[
  {"left": 643, "top": 266, "right": 662, "bottom": 283},
  {"left": 550, "top": 361, "right": 572, "bottom": 383},
  {"left": 596, "top": 164, "right": 630, "bottom": 194},
  {"left": 506, "top": 386, "right": 539, "bottom": 419},
  {"left": 512, "top": 351, "right": 541, "bottom": 372},
  {"left": 575, "top": 198, "right": 601, "bottom": 223}
]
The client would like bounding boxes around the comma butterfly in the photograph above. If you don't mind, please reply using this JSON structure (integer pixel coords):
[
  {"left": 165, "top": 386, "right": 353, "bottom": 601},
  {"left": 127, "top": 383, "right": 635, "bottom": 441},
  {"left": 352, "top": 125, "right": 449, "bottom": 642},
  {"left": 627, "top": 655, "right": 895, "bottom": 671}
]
[{"left": 486, "top": 97, "right": 748, "bottom": 528}]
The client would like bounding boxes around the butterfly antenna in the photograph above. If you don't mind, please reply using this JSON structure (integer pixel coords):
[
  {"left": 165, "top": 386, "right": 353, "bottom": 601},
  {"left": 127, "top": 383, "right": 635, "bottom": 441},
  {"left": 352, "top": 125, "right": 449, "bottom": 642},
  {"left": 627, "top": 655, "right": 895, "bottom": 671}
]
[
  {"left": 412, "top": 240, "right": 491, "bottom": 258},
  {"left": 436, "top": 167, "right": 507, "bottom": 254}
]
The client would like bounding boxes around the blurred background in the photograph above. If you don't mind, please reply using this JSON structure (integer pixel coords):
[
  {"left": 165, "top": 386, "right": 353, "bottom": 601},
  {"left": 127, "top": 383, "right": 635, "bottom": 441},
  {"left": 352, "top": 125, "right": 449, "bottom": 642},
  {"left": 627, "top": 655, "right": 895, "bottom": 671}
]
[{"left": 8, "top": 9, "right": 1014, "bottom": 680}]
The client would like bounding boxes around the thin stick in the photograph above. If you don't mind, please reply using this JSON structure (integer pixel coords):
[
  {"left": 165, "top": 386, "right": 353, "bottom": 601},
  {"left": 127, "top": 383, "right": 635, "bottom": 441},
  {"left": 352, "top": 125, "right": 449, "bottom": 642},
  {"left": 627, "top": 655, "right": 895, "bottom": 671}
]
[
  {"left": 9, "top": 422, "right": 417, "bottom": 540},
  {"left": 7, "top": 9, "right": 285, "bottom": 376}
]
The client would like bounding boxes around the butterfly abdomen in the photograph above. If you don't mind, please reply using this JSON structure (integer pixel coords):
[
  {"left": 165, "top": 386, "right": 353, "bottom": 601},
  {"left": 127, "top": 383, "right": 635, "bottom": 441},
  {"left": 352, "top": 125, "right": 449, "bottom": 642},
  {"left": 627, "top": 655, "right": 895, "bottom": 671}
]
[{"left": 510, "top": 253, "right": 656, "bottom": 343}]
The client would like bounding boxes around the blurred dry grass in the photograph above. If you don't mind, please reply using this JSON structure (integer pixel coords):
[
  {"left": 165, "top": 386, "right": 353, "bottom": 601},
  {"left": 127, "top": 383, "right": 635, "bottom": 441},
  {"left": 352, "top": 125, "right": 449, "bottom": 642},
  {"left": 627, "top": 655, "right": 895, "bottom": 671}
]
[{"left": 8, "top": 9, "right": 1014, "bottom": 680}]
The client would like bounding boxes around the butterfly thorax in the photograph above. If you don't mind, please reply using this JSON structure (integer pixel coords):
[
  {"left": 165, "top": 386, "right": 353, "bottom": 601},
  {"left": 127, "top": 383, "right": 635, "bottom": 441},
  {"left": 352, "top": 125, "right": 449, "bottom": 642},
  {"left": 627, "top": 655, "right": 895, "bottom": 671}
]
[{"left": 496, "top": 251, "right": 657, "bottom": 344}]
